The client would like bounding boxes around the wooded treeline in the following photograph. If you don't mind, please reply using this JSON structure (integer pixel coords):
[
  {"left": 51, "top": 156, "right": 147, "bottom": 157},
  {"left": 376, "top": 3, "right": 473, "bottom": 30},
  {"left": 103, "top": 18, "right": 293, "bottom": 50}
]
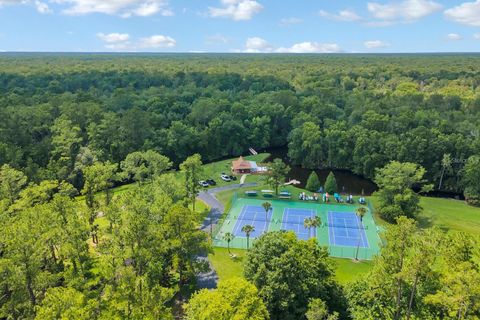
[{"left": 1, "top": 54, "right": 479, "bottom": 196}]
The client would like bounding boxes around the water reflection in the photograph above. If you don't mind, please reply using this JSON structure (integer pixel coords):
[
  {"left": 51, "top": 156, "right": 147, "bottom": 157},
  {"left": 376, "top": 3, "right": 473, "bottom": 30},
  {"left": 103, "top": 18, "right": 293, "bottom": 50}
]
[{"left": 264, "top": 147, "right": 377, "bottom": 196}]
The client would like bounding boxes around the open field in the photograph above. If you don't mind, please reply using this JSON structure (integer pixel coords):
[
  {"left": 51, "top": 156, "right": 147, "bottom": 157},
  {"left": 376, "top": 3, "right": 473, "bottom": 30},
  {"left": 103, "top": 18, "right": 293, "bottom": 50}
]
[
  {"left": 208, "top": 247, "right": 372, "bottom": 284},
  {"left": 417, "top": 197, "right": 480, "bottom": 236},
  {"left": 368, "top": 195, "right": 480, "bottom": 237}
]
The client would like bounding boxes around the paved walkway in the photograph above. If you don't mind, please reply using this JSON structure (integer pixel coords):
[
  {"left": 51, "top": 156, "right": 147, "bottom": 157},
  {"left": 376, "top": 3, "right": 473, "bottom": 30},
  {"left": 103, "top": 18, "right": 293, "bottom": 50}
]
[
  {"left": 198, "top": 182, "right": 257, "bottom": 231},
  {"left": 196, "top": 182, "right": 257, "bottom": 289}
]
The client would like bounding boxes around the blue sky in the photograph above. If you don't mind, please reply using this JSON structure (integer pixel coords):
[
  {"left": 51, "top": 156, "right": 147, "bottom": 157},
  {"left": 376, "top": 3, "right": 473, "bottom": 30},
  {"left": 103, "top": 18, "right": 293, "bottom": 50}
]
[{"left": 0, "top": 0, "right": 479, "bottom": 52}]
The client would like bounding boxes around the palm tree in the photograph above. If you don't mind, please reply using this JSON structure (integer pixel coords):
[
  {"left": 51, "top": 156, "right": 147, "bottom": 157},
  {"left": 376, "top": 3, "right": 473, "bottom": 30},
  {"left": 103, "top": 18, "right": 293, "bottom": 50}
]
[
  {"left": 438, "top": 153, "right": 452, "bottom": 190},
  {"left": 355, "top": 207, "right": 368, "bottom": 261},
  {"left": 304, "top": 217, "right": 313, "bottom": 238},
  {"left": 356, "top": 207, "right": 367, "bottom": 223},
  {"left": 223, "top": 232, "right": 235, "bottom": 254},
  {"left": 241, "top": 224, "right": 255, "bottom": 250},
  {"left": 310, "top": 216, "right": 321, "bottom": 238},
  {"left": 262, "top": 201, "right": 272, "bottom": 230},
  {"left": 304, "top": 216, "right": 322, "bottom": 239}
]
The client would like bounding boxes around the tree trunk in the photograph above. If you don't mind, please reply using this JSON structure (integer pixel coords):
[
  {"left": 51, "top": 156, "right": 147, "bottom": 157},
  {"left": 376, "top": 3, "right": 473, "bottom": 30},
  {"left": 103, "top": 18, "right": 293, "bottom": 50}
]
[
  {"left": 394, "top": 282, "right": 403, "bottom": 320},
  {"left": 50, "top": 244, "right": 57, "bottom": 263},
  {"left": 406, "top": 274, "right": 419, "bottom": 320},
  {"left": 394, "top": 241, "right": 407, "bottom": 320},
  {"left": 438, "top": 166, "right": 446, "bottom": 190},
  {"left": 26, "top": 274, "right": 36, "bottom": 306}
]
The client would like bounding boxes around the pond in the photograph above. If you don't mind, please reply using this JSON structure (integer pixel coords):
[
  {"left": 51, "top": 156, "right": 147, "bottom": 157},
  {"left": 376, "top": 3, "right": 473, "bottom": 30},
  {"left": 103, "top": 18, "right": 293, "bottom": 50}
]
[{"left": 264, "top": 147, "right": 378, "bottom": 196}]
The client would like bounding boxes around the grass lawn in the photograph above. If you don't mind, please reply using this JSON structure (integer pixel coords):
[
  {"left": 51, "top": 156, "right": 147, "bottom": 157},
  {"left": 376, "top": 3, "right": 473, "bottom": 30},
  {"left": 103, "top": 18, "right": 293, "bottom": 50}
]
[
  {"left": 367, "top": 195, "right": 480, "bottom": 237},
  {"left": 417, "top": 197, "right": 480, "bottom": 236},
  {"left": 100, "top": 153, "right": 271, "bottom": 200},
  {"left": 332, "top": 258, "right": 373, "bottom": 284},
  {"left": 208, "top": 247, "right": 373, "bottom": 284},
  {"left": 198, "top": 153, "right": 270, "bottom": 188},
  {"left": 208, "top": 247, "right": 246, "bottom": 281}
]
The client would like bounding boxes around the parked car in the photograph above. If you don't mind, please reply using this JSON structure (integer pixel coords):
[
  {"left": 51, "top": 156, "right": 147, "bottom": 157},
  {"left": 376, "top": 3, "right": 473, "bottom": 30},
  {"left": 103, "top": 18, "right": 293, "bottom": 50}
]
[
  {"left": 199, "top": 180, "right": 209, "bottom": 187},
  {"left": 220, "top": 174, "right": 231, "bottom": 182},
  {"left": 206, "top": 179, "right": 217, "bottom": 186}
]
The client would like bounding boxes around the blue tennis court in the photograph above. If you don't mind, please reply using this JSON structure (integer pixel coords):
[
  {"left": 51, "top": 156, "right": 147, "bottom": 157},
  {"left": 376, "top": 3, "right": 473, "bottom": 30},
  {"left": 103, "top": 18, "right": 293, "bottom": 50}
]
[
  {"left": 327, "top": 211, "right": 369, "bottom": 248},
  {"left": 232, "top": 205, "right": 272, "bottom": 238},
  {"left": 281, "top": 208, "right": 317, "bottom": 240}
]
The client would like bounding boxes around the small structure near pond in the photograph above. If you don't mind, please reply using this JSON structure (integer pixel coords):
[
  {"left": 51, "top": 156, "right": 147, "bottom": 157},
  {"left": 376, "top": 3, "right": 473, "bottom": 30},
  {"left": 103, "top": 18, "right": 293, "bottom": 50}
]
[{"left": 231, "top": 156, "right": 268, "bottom": 175}]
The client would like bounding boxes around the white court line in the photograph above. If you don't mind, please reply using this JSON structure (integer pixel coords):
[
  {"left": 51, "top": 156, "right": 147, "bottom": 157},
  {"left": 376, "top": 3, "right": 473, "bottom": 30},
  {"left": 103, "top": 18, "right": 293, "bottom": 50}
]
[
  {"left": 233, "top": 205, "right": 248, "bottom": 236},
  {"left": 329, "top": 212, "right": 336, "bottom": 246},
  {"left": 354, "top": 214, "right": 368, "bottom": 248}
]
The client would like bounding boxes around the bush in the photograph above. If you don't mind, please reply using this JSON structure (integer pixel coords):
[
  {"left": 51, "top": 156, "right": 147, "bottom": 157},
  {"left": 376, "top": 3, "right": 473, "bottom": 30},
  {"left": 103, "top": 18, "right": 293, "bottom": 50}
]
[
  {"left": 324, "top": 172, "right": 338, "bottom": 194},
  {"left": 465, "top": 189, "right": 480, "bottom": 207},
  {"left": 306, "top": 171, "right": 321, "bottom": 192}
]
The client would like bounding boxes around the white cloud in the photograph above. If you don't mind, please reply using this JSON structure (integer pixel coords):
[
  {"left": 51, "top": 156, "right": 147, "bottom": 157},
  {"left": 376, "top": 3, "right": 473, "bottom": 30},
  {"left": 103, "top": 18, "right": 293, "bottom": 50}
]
[
  {"left": 54, "top": 0, "right": 173, "bottom": 17},
  {"left": 367, "top": 0, "right": 442, "bottom": 22},
  {"left": 0, "top": 0, "right": 51, "bottom": 13},
  {"left": 34, "top": 0, "right": 51, "bottom": 13},
  {"left": 474, "top": 33, "right": 480, "bottom": 40},
  {"left": 209, "top": 0, "right": 263, "bottom": 21},
  {"left": 275, "top": 42, "right": 342, "bottom": 53},
  {"left": 97, "top": 33, "right": 131, "bottom": 50},
  {"left": 97, "top": 33, "right": 175, "bottom": 51},
  {"left": 444, "top": 0, "right": 480, "bottom": 27},
  {"left": 279, "top": 17, "right": 303, "bottom": 26},
  {"left": 97, "top": 32, "right": 130, "bottom": 43},
  {"left": 318, "top": 9, "right": 362, "bottom": 22},
  {"left": 237, "top": 38, "right": 341, "bottom": 54},
  {"left": 446, "top": 33, "right": 463, "bottom": 40},
  {"left": 139, "top": 35, "right": 176, "bottom": 48},
  {"left": 364, "top": 40, "right": 390, "bottom": 48},
  {"left": 244, "top": 37, "right": 273, "bottom": 52}
]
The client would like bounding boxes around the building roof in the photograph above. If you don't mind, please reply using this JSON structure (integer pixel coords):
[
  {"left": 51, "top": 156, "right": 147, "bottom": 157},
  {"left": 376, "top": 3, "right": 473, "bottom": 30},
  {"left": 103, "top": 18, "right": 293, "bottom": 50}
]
[{"left": 232, "top": 156, "right": 252, "bottom": 170}]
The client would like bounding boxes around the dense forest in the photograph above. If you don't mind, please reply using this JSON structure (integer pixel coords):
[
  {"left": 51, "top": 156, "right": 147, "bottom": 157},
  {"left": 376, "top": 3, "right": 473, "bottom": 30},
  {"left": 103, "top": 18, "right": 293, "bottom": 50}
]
[
  {"left": 1, "top": 54, "right": 480, "bottom": 319},
  {"left": 1, "top": 54, "right": 480, "bottom": 198}
]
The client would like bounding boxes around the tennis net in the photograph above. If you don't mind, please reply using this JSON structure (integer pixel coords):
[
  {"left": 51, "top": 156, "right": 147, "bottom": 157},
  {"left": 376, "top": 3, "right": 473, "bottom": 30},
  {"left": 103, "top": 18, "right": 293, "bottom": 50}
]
[{"left": 324, "top": 223, "right": 368, "bottom": 230}]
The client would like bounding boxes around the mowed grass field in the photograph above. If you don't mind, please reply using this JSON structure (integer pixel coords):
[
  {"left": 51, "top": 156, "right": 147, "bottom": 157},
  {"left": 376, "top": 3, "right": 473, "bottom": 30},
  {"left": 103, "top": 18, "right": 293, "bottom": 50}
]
[
  {"left": 418, "top": 197, "right": 480, "bottom": 236},
  {"left": 368, "top": 195, "right": 480, "bottom": 237},
  {"left": 208, "top": 247, "right": 372, "bottom": 284}
]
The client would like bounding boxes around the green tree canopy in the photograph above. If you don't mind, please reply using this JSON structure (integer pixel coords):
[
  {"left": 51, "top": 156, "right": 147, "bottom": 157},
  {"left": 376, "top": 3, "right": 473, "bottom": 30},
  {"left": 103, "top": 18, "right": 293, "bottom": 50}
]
[
  {"left": 462, "top": 155, "right": 480, "bottom": 206},
  {"left": 265, "top": 158, "right": 290, "bottom": 195},
  {"left": 0, "top": 164, "right": 27, "bottom": 207},
  {"left": 184, "top": 277, "right": 269, "bottom": 320},
  {"left": 306, "top": 298, "right": 339, "bottom": 320},
  {"left": 121, "top": 150, "right": 172, "bottom": 183},
  {"left": 244, "top": 231, "right": 346, "bottom": 320},
  {"left": 306, "top": 171, "right": 321, "bottom": 192},
  {"left": 324, "top": 172, "right": 337, "bottom": 194},
  {"left": 180, "top": 153, "right": 203, "bottom": 212},
  {"left": 374, "top": 161, "right": 432, "bottom": 222}
]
